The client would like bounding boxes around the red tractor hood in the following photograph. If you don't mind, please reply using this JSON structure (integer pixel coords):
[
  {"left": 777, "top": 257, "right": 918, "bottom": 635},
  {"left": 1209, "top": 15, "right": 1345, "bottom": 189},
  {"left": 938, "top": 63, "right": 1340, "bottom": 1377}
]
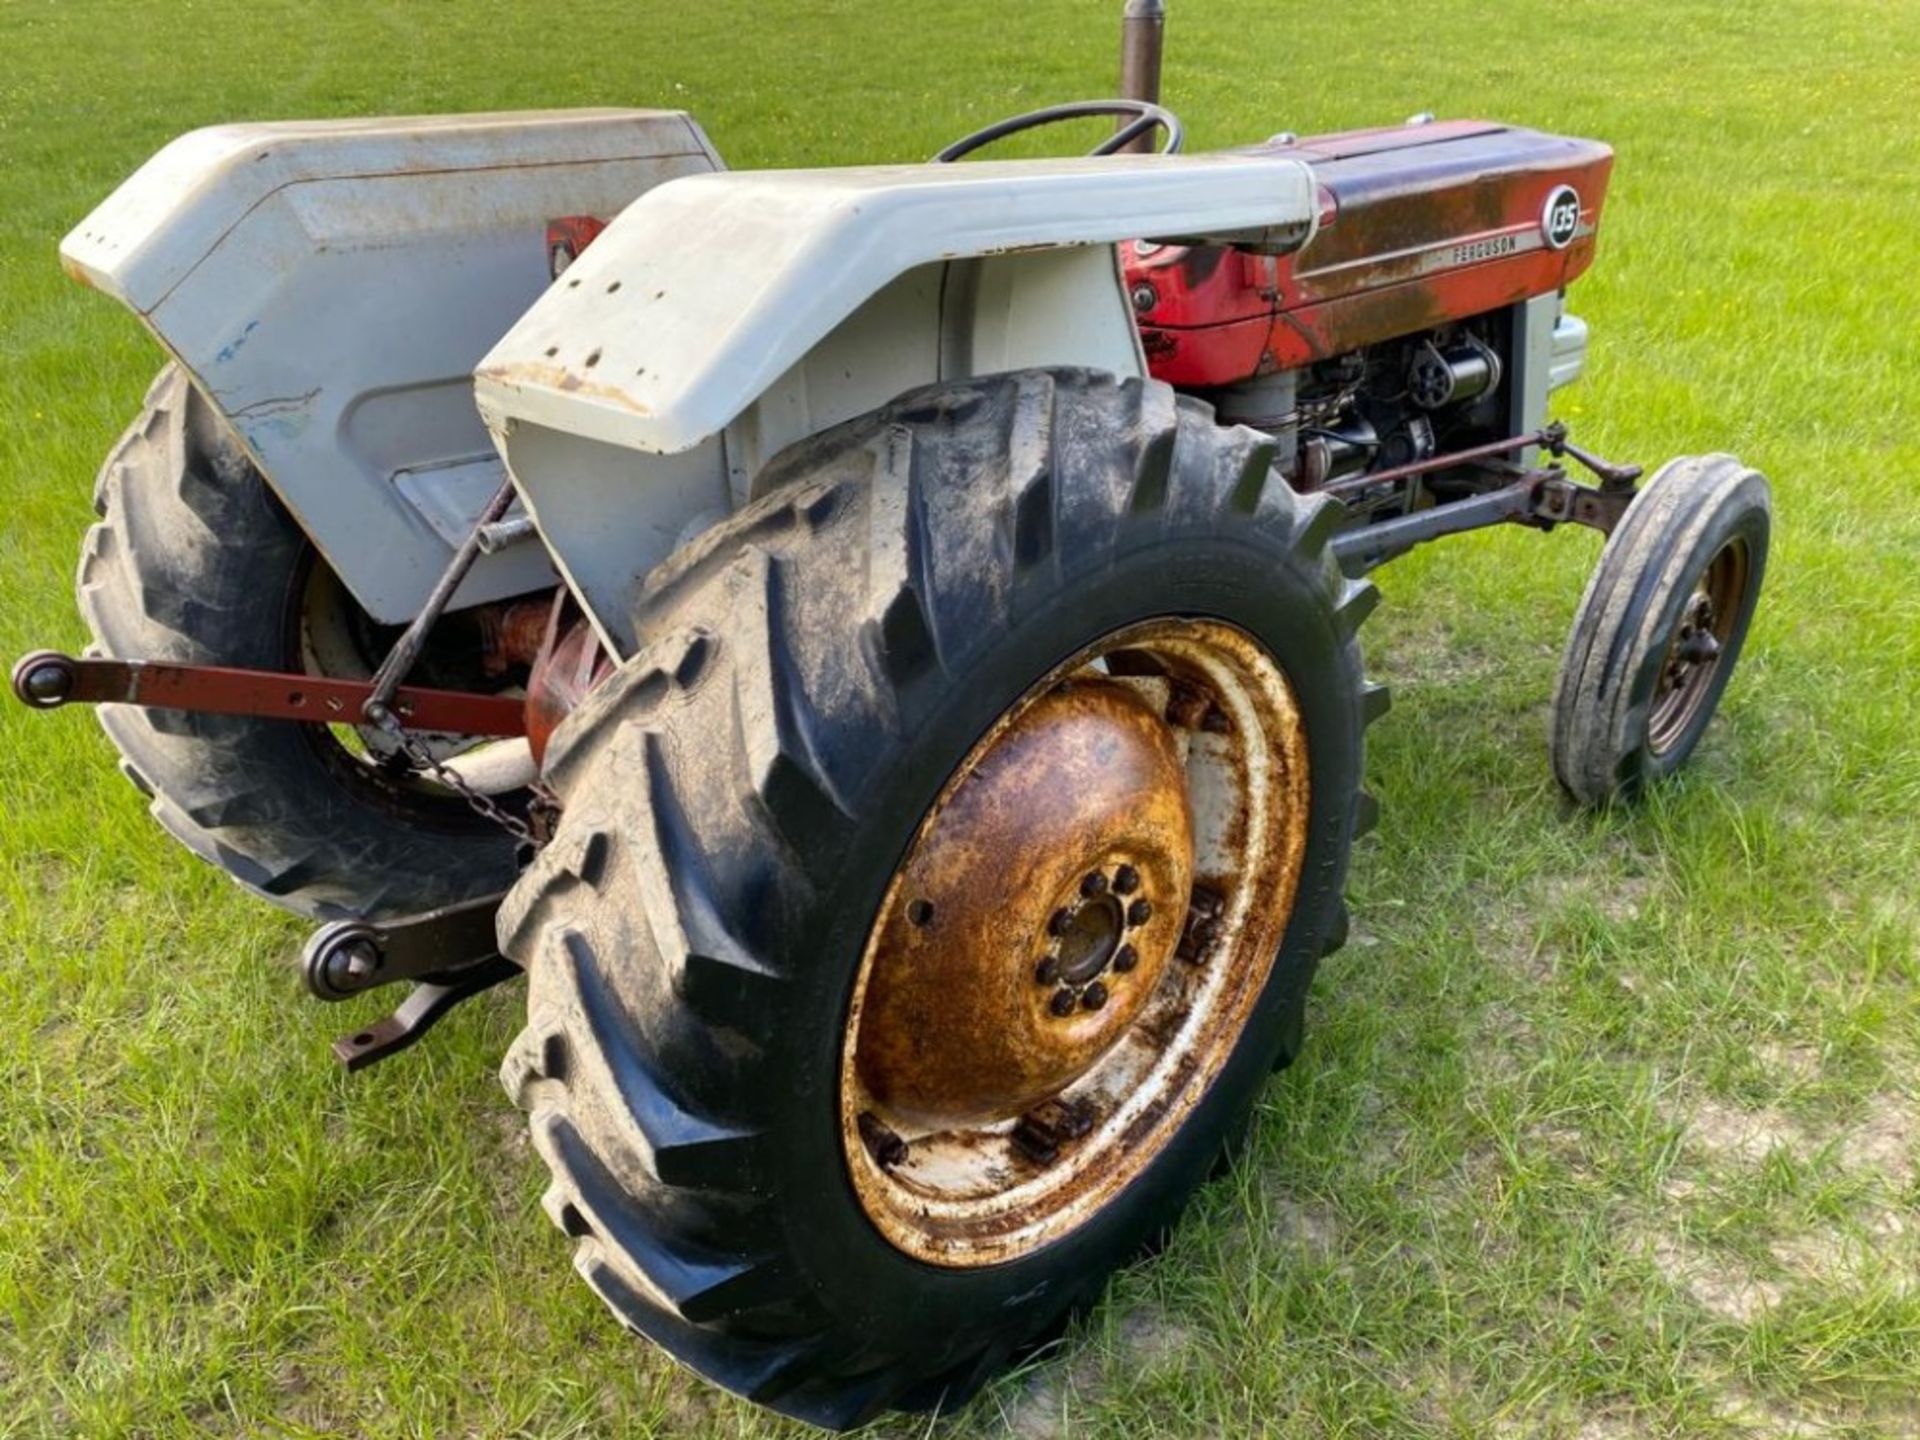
[{"left": 1128, "top": 121, "right": 1614, "bottom": 383}]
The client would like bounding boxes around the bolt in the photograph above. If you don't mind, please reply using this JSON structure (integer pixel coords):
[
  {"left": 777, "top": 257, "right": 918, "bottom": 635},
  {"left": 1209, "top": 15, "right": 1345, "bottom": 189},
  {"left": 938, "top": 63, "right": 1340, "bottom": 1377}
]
[
  {"left": 21, "top": 661, "right": 73, "bottom": 705},
  {"left": 1178, "top": 909, "right": 1218, "bottom": 965},
  {"left": 1081, "top": 981, "right": 1109, "bottom": 1012},
  {"left": 857, "top": 1111, "right": 908, "bottom": 1168},
  {"left": 343, "top": 940, "right": 379, "bottom": 983},
  {"left": 1055, "top": 1098, "right": 1096, "bottom": 1139},
  {"left": 1130, "top": 281, "right": 1158, "bottom": 314},
  {"left": 1048, "top": 907, "right": 1073, "bottom": 937},
  {"left": 1113, "top": 864, "right": 1140, "bottom": 896},
  {"left": 1049, "top": 988, "right": 1078, "bottom": 1017},
  {"left": 1011, "top": 1115, "right": 1061, "bottom": 1165},
  {"left": 1127, "top": 898, "right": 1153, "bottom": 927},
  {"left": 1011, "top": 1098, "right": 1095, "bottom": 1165},
  {"left": 322, "top": 937, "right": 380, "bottom": 994},
  {"left": 1080, "top": 870, "right": 1109, "bottom": 898},
  {"left": 1680, "top": 631, "right": 1722, "bottom": 665},
  {"left": 1113, "top": 943, "right": 1138, "bottom": 973}
]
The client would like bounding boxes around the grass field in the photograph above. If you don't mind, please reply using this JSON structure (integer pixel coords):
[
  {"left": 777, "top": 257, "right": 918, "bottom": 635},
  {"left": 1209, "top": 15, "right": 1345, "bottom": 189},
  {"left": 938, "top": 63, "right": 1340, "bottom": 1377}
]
[{"left": 3, "top": 0, "right": 1917, "bottom": 1435}]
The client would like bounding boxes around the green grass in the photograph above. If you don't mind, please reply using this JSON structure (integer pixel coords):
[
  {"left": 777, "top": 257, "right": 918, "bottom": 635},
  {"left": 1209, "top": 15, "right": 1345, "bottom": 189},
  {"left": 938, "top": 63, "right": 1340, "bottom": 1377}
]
[{"left": 3, "top": 0, "right": 1917, "bottom": 1435}]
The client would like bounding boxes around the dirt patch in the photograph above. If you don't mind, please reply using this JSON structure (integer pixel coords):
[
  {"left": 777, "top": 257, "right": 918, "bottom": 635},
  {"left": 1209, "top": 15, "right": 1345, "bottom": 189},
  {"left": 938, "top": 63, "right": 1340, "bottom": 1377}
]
[
  {"left": 1673, "top": 1095, "right": 1803, "bottom": 1165},
  {"left": 1665, "top": 1089, "right": 1915, "bottom": 1192},
  {"left": 1540, "top": 871, "right": 1659, "bottom": 926},
  {"left": 1528, "top": 1122, "right": 1599, "bottom": 1181},
  {"left": 1712, "top": 1387, "right": 1846, "bottom": 1438},
  {"left": 1770, "top": 1211, "right": 1916, "bottom": 1296},
  {"left": 1114, "top": 1307, "right": 1197, "bottom": 1374},
  {"left": 1491, "top": 915, "right": 1559, "bottom": 983},
  {"left": 1754, "top": 1041, "right": 1823, "bottom": 1085},
  {"left": 1001, "top": 1369, "right": 1076, "bottom": 1440},
  {"left": 1837, "top": 1094, "right": 1915, "bottom": 1184},
  {"left": 1769, "top": 1229, "right": 1867, "bottom": 1286},
  {"left": 995, "top": 1305, "right": 1196, "bottom": 1438},
  {"left": 1646, "top": 1232, "right": 1782, "bottom": 1323},
  {"left": 1267, "top": 1194, "right": 1341, "bottom": 1259},
  {"left": 1574, "top": 1416, "right": 1650, "bottom": 1440}
]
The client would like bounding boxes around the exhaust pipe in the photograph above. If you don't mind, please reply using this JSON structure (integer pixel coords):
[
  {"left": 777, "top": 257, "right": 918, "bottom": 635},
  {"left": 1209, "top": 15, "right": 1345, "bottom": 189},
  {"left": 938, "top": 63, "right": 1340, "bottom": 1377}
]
[{"left": 1119, "top": 0, "right": 1167, "bottom": 140}]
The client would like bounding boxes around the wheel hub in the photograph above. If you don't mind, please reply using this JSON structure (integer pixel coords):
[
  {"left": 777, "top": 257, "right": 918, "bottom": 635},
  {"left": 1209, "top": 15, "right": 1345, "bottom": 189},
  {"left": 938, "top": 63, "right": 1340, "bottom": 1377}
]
[
  {"left": 839, "top": 617, "right": 1312, "bottom": 1268},
  {"left": 1649, "top": 537, "right": 1748, "bottom": 754},
  {"left": 854, "top": 678, "right": 1192, "bottom": 1129}
]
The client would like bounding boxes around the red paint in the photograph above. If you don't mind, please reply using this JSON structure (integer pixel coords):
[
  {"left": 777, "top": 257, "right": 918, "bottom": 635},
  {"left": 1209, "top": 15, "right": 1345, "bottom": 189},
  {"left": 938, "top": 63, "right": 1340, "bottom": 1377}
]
[
  {"left": 1127, "top": 123, "right": 1614, "bottom": 385},
  {"left": 546, "top": 215, "right": 609, "bottom": 275},
  {"left": 523, "top": 615, "right": 611, "bottom": 764}
]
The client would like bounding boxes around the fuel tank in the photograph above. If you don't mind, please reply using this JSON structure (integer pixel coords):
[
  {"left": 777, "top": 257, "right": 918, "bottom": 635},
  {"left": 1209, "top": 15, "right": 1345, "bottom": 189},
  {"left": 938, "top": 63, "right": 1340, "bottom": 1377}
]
[{"left": 1126, "top": 120, "right": 1613, "bottom": 386}]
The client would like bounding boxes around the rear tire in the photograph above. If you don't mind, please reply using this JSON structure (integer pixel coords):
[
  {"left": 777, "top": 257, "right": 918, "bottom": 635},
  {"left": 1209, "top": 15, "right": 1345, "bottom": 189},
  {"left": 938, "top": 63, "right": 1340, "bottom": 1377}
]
[
  {"left": 498, "top": 370, "right": 1382, "bottom": 1427},
  {"left": 1550, "top": 453, "right": 1770, "bottom": 805},
  {"left": 77, "top": 365, "right": 521, "bottom": 920}
]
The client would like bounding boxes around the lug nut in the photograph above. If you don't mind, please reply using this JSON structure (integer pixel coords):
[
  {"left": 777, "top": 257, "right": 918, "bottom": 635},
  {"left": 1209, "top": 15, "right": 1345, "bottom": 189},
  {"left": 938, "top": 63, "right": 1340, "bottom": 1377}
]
[
  {"left": 1048, "top": 907, "right": 1073, "bottom": 937},
  {"left": 1113, "top": 943, "right": 1138, "bottom": 973},
  {"left": 1081, "top": 981, "right": 1109, "bottom": 1012},
  {"left": 1012, "top": 1097, "right": 1097, "bottom": 1164},
  {"left": 1113, "top": 864, "right": 1140, "bottom": 896},
  {"left": 1080, "top": 871, "right": 1109, "bottom": 898},
  {"left": 1035, "top": 955, "right": 1060, "bottom": 985},
  {"left": 1127, "top": 898, "right": 1153, "bottom": 926},
  {"left": 1049, "top": 988, "right": 1078, "bottom": 1017}
]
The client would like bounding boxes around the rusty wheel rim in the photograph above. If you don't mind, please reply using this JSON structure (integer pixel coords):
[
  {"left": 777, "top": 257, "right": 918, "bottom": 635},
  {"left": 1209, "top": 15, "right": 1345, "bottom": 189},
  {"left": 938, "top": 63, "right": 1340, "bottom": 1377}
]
[
  {"left": 1648, "top": 537, "right": 1749, "bottom": 756},
  {"left": 838, "top": 618, "right": 1310, "bottom": 1267},
  {"left": 288, "top": 552, "right": 488, "bottom": 819}
]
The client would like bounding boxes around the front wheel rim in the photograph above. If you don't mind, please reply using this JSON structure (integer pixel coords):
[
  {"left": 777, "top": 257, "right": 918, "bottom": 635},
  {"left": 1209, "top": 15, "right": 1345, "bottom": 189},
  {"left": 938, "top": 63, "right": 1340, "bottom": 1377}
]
[
  {"left": 838, "top": 617, "right": 1310, "bottom": 1268},
  {"left": 1648, "top": 536, "right": 1750, "bottom": 755}
]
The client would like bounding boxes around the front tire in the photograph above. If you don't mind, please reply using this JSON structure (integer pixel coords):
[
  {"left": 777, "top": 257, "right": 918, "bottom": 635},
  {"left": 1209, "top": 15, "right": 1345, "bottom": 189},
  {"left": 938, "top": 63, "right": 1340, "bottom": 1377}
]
[
  {"left": 498, "top": 370, "right": 1382, "bottom": 1426},
  {"left": 1550, "top": 453, "right": 1770, "bottom": 805}
]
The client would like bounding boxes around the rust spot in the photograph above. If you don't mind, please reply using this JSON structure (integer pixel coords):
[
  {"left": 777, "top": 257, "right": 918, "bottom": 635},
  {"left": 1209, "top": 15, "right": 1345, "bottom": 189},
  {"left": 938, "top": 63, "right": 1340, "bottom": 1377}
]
[
  {"left": 852, "top": 678, "right": 1194, "bottom": 1129},
  {"left": 839, "top": 618, "right": 1313, "bottom": 1268},
  {"left": 58, "top": 254, "right": 97, "bottom": 291},
  {"left": 475, "top": 362, "right": 653, "bottom": 417}
]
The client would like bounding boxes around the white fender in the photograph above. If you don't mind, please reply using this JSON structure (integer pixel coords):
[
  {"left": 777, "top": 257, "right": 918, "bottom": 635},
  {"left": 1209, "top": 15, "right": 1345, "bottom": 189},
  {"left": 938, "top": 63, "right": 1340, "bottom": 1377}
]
[
  {"left": 60, "top": 109, "right": 722, "bottom": 623},
  {"left": 474, "top": 152, "right": 1318, "bottom": 457},
  {"left": 471, "top": 152, "right": 1317, "bottom": 653}
]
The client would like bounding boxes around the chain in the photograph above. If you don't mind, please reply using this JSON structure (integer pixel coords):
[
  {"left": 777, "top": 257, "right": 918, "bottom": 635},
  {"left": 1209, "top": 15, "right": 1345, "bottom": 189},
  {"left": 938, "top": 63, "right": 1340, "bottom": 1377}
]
[{"left": 372, "top": 710, "right": 537, "bottom": 846}]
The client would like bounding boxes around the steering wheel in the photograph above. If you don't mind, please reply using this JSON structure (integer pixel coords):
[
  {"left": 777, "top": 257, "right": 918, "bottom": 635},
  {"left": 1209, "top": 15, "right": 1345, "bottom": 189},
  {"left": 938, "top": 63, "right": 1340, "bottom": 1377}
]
[{"left": 933, "top": 99, "right": 1184, "bottom": 163}]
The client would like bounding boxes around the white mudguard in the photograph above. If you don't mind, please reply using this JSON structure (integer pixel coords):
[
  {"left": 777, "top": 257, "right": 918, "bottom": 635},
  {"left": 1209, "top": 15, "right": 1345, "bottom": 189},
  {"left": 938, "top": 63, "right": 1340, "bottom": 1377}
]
[
  {"left": 61, "top": 109, "right": 722, "bottom": 622},
  {"left": 472, "top": 152, "right": 1319, "bottom": 652}
]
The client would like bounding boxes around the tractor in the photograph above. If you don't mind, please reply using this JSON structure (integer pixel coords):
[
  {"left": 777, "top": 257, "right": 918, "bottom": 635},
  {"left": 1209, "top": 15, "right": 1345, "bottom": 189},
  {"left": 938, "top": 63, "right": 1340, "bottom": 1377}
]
[{"left": 12, "top": 1, "right": 1769, "bottom": 1426}]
